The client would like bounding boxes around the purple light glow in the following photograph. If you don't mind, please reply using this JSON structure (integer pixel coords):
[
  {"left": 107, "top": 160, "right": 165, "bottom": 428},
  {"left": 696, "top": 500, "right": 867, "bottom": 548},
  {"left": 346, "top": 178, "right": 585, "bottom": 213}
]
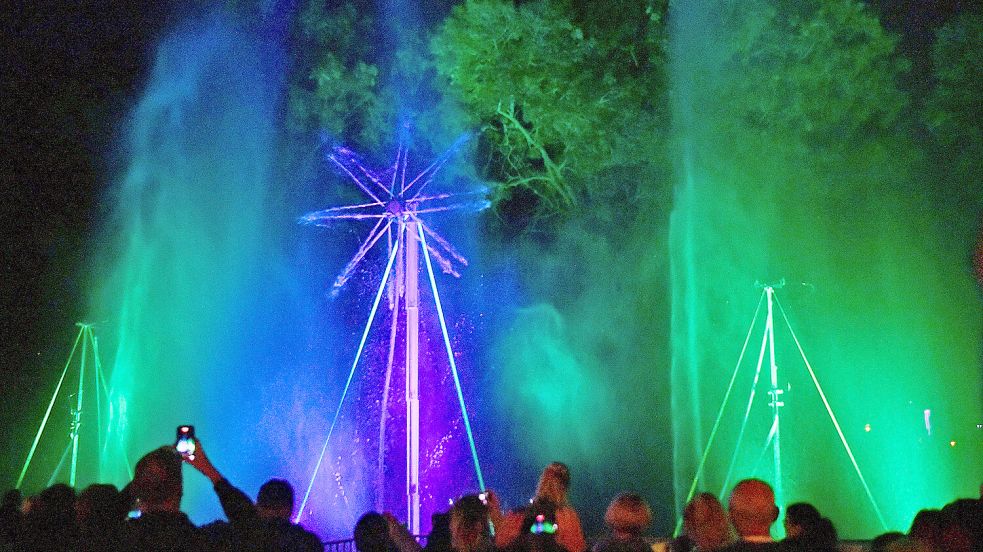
[{"left": 297, "top": 137, "right": 488, "bottom": 534}]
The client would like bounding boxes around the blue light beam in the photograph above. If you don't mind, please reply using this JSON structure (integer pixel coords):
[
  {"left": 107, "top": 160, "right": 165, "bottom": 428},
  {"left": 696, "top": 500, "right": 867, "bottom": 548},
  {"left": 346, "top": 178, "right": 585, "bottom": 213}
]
[
  {"left": 295, "top": 236, "right": 402, "bottom": 523},
  {"left": 417, "top": 224, "right": 486, "bottom": 491}
]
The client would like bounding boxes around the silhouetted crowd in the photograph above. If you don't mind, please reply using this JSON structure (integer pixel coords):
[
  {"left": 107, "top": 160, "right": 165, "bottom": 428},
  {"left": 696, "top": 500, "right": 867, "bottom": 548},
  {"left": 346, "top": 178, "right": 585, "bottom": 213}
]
[
  {"left": 355, "top": 464, "right": 983, "bottom": 552},
  {"left": 0, "top": 440, "right": 322, "bottom": 551},
  {"left": 2, "top": 452, "right": 981, "bottom": 552}
]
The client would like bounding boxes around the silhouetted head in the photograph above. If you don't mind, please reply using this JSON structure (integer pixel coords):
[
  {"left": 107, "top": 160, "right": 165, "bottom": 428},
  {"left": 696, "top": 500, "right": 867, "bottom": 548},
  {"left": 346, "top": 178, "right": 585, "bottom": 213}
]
[
  {"left": 683, "top": 492, "right": 733, "bottom": 551},
  {"left": 30, "top": 483, "right": 77, "bottom": 527},
  {"left": 19, "top": 484, "right": 77, "bottom": 549},
  {"left": 535, "top": 462, "right": 571, "bottom": 507},
  {"left": 450, "top": 494, "right": 491, "bottom": 552},
  {"left": 908, "top": 508, "right": 943, "bottom": 547},
  {"left": 1, "top": 489, "right": 22, "bottom": 509},
  {"left": 428, "top": 512, "right": 453, "bottom": 552},
  {"left": 870, "top": 531, "right": 905, "bottom": 552},
  {"left": 939, "top": 499, "right": 983, "bottom": 552},
  {"left": 784, "top": 502, "right": 821, "bottom": 539},
  {"left": 728, "top": 479, "right": 778, "bottom": 539},
  {"left": 76, "top": 483, "right": 122, "bottom": 526},
  {"left": 257, "top": 479, "right": 294, "bottom": 520},
  {"left": 354, "top": 512, "right": 391, "bottom": 552},
  {"left": 605, "top": 493, "right": 652, "bottom": 539},
  {"left": 132, "top": 446, "right": 183, "bottom": 511}
]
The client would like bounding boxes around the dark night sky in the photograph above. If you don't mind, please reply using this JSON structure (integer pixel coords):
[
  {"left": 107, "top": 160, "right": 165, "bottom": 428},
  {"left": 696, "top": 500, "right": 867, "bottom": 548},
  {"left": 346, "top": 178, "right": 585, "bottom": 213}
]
[
  {"left": 0, "top": 0, "right": 969, "bottom": 487},
  {"left": 0, "top": 0, "right": 180, "bottom": 482}
]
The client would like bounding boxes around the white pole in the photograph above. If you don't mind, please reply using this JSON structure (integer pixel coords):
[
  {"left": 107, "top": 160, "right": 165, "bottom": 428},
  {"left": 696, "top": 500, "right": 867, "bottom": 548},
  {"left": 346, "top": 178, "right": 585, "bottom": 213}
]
[
  {"left": 404, "top": 219, "right": 421, "bottom": 535},
  {"left": 765, "top": 288, "right": 784, "bottom": 518},
  {"left": 71, "top": 325, "right": 89, "bottom": 488}
]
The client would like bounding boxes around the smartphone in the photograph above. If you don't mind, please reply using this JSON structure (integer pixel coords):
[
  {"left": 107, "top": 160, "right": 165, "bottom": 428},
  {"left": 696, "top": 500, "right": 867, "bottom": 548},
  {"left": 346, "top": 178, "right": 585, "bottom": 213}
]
[
  {"left": 127, "top": 500, "right": 143, "bottom": 520},
  {"left": 529, "top": 514, "right": 558, "bottom": 535},
  {"left": 175, "top": 425, "right": 196, "bottom": 460}
]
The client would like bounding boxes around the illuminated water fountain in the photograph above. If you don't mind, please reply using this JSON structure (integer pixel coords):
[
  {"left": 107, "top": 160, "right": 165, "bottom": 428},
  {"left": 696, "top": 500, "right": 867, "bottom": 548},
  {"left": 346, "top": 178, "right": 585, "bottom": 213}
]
[
  {"left": 667, "top": 0, "right": 983, "bottom": 537},
  {"left": 296, "top": 137, "right": 489, "bottom": 534}
]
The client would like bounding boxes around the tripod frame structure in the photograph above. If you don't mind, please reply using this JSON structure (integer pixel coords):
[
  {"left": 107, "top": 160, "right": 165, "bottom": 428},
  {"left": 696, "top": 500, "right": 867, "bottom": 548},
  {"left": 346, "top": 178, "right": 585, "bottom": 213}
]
[
  {"left": 678, "top": 281, "right": 887, "bottom": 533},
  {"left": 17, "top": 323, "right": 121, "bottom": 490}
]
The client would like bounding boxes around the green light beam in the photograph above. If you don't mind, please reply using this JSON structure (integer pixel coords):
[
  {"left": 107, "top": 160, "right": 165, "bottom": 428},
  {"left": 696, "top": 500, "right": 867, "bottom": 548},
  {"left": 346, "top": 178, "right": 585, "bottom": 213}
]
[
  {"left": 750, "top": 418, "right": 778, "bottom": 475},
  {"left": 675, "top": 292, "right": 764, "bottom": 536},
  {"left": 775, "top": 297, "right": 888, "bottom": 530},
  {"left": 47, "top": 440, "right": 73, "bottom": 488},
  {"left": 92, "top": 329, "right": 103, "bottom": 463},
  {"left": 17, "top": 326, "right": 85, "bottom": 489},
  {"left": 721, "top": 305, "right": 772, "bottom": 497}
]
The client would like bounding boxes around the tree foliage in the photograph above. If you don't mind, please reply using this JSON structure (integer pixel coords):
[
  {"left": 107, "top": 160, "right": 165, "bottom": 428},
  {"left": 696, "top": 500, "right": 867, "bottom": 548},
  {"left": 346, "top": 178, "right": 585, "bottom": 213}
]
[
  {"left": 287, "top": 0, "right": 919, "bottom": 230},
  {"left": 922, "top": 9, "right": 983, "bottom": 237},
  {"left": 711, "top": 0, "right": 909, "bottom": 149},
  {"left": 288, "top": 0, "right": 474, "bottom": 159},
  {"left": 431, "top": 0, "right": 668, "bottom": 212},
  {"left": 925, "top": 11, "right": 983, "bottom": 144},
  {"left": 924, "top": 11, "right": 983, "bottom": 178},
  {"left": 288, "top": 1, "right": 392, "bottom": 150}
]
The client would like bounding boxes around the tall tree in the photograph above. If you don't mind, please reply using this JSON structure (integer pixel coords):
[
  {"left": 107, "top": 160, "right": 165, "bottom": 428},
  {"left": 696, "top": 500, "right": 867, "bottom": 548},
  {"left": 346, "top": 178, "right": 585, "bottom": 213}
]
[
  {"left": 923, "top": 9, "right": 983, "bottom": 224},
  {"left": 288, "top": 1, "right": 392, "bottom": 150},
  {"left": 709, "top": 0, "right": 910, "bottom": 151},
  {"left": 431, "top": 0, "right": 669, "bottom": 217}
]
